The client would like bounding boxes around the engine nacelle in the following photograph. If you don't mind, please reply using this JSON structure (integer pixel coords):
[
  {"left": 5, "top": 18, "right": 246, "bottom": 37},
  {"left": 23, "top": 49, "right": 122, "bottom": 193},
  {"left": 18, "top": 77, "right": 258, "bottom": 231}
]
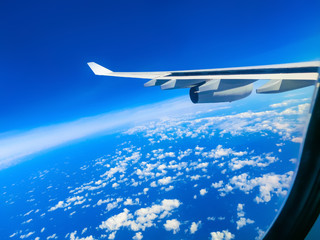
[{"left": 190, "top": 83, "right": 253, "bottom": 103}]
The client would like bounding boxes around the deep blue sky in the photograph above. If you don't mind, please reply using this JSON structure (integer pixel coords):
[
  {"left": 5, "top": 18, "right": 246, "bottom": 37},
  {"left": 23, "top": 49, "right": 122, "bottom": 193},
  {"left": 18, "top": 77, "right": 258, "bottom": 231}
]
[{"left": 1, "top": 0, "right": 320, "bottom": 132}]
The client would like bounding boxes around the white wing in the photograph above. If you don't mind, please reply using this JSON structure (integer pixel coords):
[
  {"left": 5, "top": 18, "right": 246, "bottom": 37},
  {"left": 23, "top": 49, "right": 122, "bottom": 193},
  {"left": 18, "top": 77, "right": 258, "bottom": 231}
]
[{"left": 88, "top": 61, "right": 320, "bottom": 103}]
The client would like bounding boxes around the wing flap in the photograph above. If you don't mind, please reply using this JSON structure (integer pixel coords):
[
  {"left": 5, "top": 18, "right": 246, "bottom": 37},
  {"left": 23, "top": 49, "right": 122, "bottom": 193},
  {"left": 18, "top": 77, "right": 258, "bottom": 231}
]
[
  {"left": 256, "top": 79, "right": 316, "bottom": 94},
  {"left": 160, "top": 79, "right": 205, "bottom": 90}
]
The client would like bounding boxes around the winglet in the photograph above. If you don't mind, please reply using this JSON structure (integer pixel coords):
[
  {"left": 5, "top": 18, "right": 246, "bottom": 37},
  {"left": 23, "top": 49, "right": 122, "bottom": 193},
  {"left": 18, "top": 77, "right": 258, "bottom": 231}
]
[{"left": 87, "top": 62, "right": 113, "bottom": 75}]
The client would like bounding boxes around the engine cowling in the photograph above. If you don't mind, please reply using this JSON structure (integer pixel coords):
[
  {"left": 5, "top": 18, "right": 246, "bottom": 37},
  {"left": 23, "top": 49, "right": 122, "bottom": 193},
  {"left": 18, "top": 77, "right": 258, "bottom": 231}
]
[{"left": 190, "top": 83, "right": 253, "bottom": 103}]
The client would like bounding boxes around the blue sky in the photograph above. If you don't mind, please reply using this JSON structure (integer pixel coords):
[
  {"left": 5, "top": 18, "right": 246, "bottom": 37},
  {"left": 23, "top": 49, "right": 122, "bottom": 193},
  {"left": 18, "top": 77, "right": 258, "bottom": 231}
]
[{"left": 0, "top": 0, "right": 319, "bottom": 166}]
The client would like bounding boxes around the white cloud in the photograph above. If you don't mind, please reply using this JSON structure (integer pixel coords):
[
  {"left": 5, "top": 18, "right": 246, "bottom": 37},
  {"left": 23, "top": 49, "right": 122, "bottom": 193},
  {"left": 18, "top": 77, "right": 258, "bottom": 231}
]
[
  {"left": 202, "top": 145, "right": 233, "bottom": 159},
  {"left": 23, "top": 210, "right": 33, "bottom": 216},
  {"left": 235, "top": 203, "right": 254, "bottom": 230},
  {"left": 47, "top": 234, "right": 57, "bottom": 239},
  {"left": 143, "top": 188, "right": 149, "bottom": 194},
  {"left": 99, "top": 199, "right": 181, "bottom": 233},
  {"left": 106, "top": 201, "right": 119, "bottom": 211},
  {"left": 97, "top": 199, "right": 110, "bottom": 206},
  {"left": 228, "top": 153, "right": 278, "bottom": 171},
  {"left": 289, "top": 158, "right": 297, "bottom": 164},
  {"left": 163, "top": 219, "right": 180, "bottom": 234},
  {"left": 108, "top": 232, "right": 116, "bottom": 240},
  {"left": 190, "top": 221, "right": 201, "bottom": 234},
  {"left": 157, "top": 152, "right": 175, "bottom": 160},
  {"left": 236, "top": 217, "right": 254, "bottom": 230},
  {"left": 132, "top": 232, "right": 143, "bottom": 240},
  {"left": 10, "top": 232, "right": 18, "bottom": 238},
  {"left": 101, "top": 166, "right": 126, "bottom": 179},
  {"left": 112, "top": 183, "right": 119, "bottom": 188},
  {"left": 237, "top": 203, "right": 245, "bottom": 217},
  {"left": 190, "top": 175, "right": 201, "bottom": 181},
  {"left": 100, "top": 208, "right": 133, "bottom": 231},
  {"left": 210, "top": 230, "right": 235, "bottom": 240},
  {"left": 48, "top": 196, "right": 86, "bottom": 212},
  {"left": 164, "top": 185, "right": 174, "bottom": 191},
  {"left": 48, "top": 200, "right": 65, "bottom": 211},
  {"left": 150, "top": 181, "right": 157, "bottom": 187},
  {"left": 158, "top": 176, "right": 172, "bottom": 185},
  {"left": 269, "top": 98, "right": 309, "bottom": 108},
  {"left": 177, "top": 149, "right": 192, "bottom": 160},
  {"left": 291, "top": 137, "right": 303, "bottom": 143},
  {"left": 200, "top": 189, "right": 208, "bottom": 196},
  {"left": 19, "top": 232, "right": 35, "bottom": 239},
  {"left": 280, "top": 103, "right": 310, "bottom": 116},
  {"left": 217, "top": 171, "right": 294, "bottom": 203},
  {"left": 255, "top": 228, "right": 266, "bottom": 240},
  {"left": 124, "top": 97, "right": 310, "bottom": 154},
  {"left": 194, "top": 162, "right": 209, "bottom": 169},
  {"left": 124, "top": 198, "right": 139, "bottom": 206},
  {"left": 157, "top": 164, "right": 166, "bottom": 171},
  {"left": 22, "top": 218, "right": 33, "bottom": 224},
  {"left": 81, "top": 228, "right": 87, "bottom": 235},
  {"left": 212, "top": 180, "right": 223, "bottom": 188}
]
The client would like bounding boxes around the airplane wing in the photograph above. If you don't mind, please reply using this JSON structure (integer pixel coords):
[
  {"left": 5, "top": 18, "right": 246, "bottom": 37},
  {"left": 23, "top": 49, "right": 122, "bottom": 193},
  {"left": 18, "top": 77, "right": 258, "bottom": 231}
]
[{"left": 88, "top": 61, "right": 320, "bottom": 103}]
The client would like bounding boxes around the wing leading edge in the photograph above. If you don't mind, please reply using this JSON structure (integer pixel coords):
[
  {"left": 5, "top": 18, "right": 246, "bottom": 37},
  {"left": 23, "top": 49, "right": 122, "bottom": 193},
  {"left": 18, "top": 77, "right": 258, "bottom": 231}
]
[{"left": 88, "top": 61, "right": 320, "bottom": 103}]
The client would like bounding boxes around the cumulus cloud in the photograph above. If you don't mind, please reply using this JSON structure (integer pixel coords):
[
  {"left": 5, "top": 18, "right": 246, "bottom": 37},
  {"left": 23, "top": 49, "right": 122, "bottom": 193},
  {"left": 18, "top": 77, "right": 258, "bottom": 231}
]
[
  {"left": 228, "top": 153, "right": 278, "bottom": 171},
  {"left": 124, "top": 198, "right": 139, "bottom": 206},
  {"left": 200, "top": 189, "right": 208, "bottom": 196},
  {"left": 235, "top": 203, "right": 254, "bottom": 229},
  {"left": 48, "top": 196, "right": 86, "bottom": 212},
  {"left": 210, "top": 230, "right": 235, "bottom": 240},
  {"left": 194, "top": 162, "right": 209, "bottom": 170},
  {"left": 48, "top": 201, "right": 65, "bottom": 211},
  {"left": 158, "top": 176, "right": 172, "bottom": 185},
  {"left": 47, "top": 234, "right": 57, "bottom": 239},
  {"left": 212, "top": 180, "right": 223, "bottom": 188},
  {"left": 269, "top": 98, "right": 309, "bottom": 108},
  {"left": 19, "top": 232, "right": 35, "bottom": 239},
  {"left": 99, "top": 199, "right": 181, "bottom": 234},
  {"left": 291, "top": 137, "right": 303, "bottom": 143},
  {"left": 237, "top": 203, "right": 244, "bottom": 217},
  {"left": 215, "top": 171, "right": 294, "bottom": 203},
  {"left": 124, "top": 96, "right": 310, "bottom": 153},
  {"left": 132, "top": 232, "right": 143, "bottom": 240},
  {"left": 112, "top": 183, "right": 119, "bottom": 188},
  {"left": 163, "top": 219, "right": 180, "bottom": 234},
  {"left": 108, "top": 232, "right": 116, "bottom": 240},
  {"left": 100, "top": 208, "right": 132, "bottom": 232},
  {"left": 236, "top": 217, "right": 254, "bottom": 230},
  {"left": 255, "top": 228, "right": 266, "bottom": 240},
  {"left": 190, "top": 221, "right": 201, "bottom": 234}
]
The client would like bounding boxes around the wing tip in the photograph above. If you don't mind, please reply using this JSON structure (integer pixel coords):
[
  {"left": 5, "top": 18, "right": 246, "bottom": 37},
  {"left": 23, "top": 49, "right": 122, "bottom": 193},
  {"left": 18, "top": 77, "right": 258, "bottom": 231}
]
[{"left": 87, "top": 62, "right": 113, "bottom": 75}]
